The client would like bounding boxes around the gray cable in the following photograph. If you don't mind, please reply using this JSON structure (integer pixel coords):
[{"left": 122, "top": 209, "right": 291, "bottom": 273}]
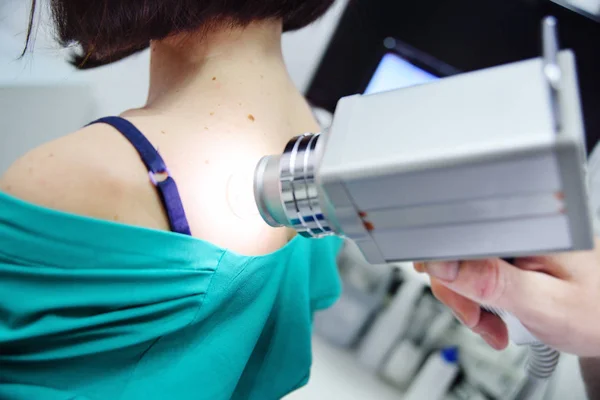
[
  {"left": 513, "top": 344, "right": 560, "bottom": 400},
  {"left": 483, "top": 305, "right": 560, "bottom": 400},
  {"left": 527, "top": 344, "right": 561, "bottom": 380}
]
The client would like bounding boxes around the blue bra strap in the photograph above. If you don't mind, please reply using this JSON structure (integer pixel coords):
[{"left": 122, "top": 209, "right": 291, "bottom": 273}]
[{"left": 88, "top": 116, "right": 192, "bottom": 236}]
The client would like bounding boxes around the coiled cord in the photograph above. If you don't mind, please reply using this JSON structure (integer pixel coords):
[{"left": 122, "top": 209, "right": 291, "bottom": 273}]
[
  {"left": 482, "top": 306, "right": 560, "bottom": 399},
  {"left": 527, "top": 343, "right": 561, "bottom": 380},
  {"left": 513, "top": 344, "right": 560, "bottom": 400}
]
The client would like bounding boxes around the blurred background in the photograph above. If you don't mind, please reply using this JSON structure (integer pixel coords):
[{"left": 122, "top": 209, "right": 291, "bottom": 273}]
[{"left": 2, "top": 0, "right": 600, "bottom": 399}]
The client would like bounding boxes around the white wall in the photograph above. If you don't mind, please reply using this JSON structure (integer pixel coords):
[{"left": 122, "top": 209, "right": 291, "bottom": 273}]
[
  {"left": 0, "top": 85, "right": 97, "bottom": 173},
  {"left": 282, "top": 0, "right": 349, "bottom": 92}
]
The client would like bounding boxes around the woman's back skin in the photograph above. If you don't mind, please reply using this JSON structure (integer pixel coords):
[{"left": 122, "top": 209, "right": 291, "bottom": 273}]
[{"left": 0, "top": 21, "right": 312, "bottom": 255}]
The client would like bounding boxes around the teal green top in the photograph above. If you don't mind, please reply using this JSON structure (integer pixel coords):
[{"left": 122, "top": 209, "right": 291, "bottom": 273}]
[{"left": 0, "top": 191, "right": 343, "bottom": 400}]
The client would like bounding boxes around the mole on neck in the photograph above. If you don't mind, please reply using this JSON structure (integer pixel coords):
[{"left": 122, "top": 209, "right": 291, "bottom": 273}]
[{"left": 146, "top": 20, "right": 291, "bottom": 110}]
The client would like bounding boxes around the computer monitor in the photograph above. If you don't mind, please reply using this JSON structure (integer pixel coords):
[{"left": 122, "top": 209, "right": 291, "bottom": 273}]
[
  {"left": 363, "top": 38, "right": 460, "bottom": 95},
  {"left": 365, "top": 52, "right": 439, "bottom": 94}
]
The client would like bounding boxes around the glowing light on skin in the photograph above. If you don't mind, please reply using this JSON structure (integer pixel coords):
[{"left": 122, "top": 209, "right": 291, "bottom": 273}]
[
  {"left": 217, "top": 158, "right": 294, "bottom": 255},
  {"left": 191, "top": 121, "right": 295, "bottom": 254},
  {"left": 226, "top": 169, "right": 260, "bottom": 220}
]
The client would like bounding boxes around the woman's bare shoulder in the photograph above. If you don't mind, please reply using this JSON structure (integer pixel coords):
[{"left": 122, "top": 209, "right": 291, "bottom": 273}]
[
  {"left": 0, "top": 123, "right": 170, "bottom": 230},
  {"left": 0, "top": 120, "right": 293, "bottom": 254}
]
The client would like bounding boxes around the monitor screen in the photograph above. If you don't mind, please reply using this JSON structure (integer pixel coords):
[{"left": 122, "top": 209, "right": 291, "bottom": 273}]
[{"left": 364, "top": 52, "right": 439, "bottom": 95}]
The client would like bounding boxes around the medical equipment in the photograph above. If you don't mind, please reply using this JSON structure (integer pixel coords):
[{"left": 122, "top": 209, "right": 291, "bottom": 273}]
[
  {"left": 313, "top": 239, "right": 395, "bottom": 348},
  {"left": 403, "top": 347, "right": 460, "bottom": 400},
  {"left": 255, "top": 17, "right": 592, "bottom": 263},
  {"left": 254, "top": 16, "right": 592, "bottom": 400}
]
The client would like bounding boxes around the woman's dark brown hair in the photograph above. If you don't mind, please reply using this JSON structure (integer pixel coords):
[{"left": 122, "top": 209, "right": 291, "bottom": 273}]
[{"left": 25, "top": 0, "right": 335, "bottom": 69}]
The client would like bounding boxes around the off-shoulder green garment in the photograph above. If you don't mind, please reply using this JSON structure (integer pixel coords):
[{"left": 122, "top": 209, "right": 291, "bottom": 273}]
[{"left": 0, "top": 191, "right": 343, "bottom": 400}]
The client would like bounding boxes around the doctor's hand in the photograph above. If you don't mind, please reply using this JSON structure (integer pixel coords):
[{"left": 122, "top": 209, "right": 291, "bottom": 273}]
[{"left": 414, "top": 239, "right": 600, "bottom": 357}]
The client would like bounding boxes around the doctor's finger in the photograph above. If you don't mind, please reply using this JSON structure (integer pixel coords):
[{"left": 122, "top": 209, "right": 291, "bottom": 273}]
[
  {"left": 424, "top": 258, "right": 568, "bottom": 325},
  {"left": 431, "top": 278, "right": 509, "bottom": 350},
  {"left": 430, "top": 278, "right": 480, "bottom": 328}
]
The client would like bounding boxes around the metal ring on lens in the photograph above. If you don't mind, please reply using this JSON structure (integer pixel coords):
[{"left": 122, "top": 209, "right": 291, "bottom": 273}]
[
  {"left": 292, "top": 135, "right": 321, "bottom": 237},
  {"left": 302, "top": 134, "right": 327, "bottom": 235},
  {"left": 275, "top": 133, "right": 331, "bottom": 238},
  {"left": 281, "top": 135, "right": 308, "bottom": 235}
]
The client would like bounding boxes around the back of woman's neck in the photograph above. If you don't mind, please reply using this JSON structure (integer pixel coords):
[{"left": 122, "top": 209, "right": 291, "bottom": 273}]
[{"left": 143, "top": 20, "right": 303, "bottom": 117}]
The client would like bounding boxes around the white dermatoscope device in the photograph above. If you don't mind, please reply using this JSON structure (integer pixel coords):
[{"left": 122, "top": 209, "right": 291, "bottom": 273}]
[
  {"left": 254, "top": 17, "right": 594, "bottom": 399},
  {"left": 255, "top": 18, "right": 593, "bottom": 264}
]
